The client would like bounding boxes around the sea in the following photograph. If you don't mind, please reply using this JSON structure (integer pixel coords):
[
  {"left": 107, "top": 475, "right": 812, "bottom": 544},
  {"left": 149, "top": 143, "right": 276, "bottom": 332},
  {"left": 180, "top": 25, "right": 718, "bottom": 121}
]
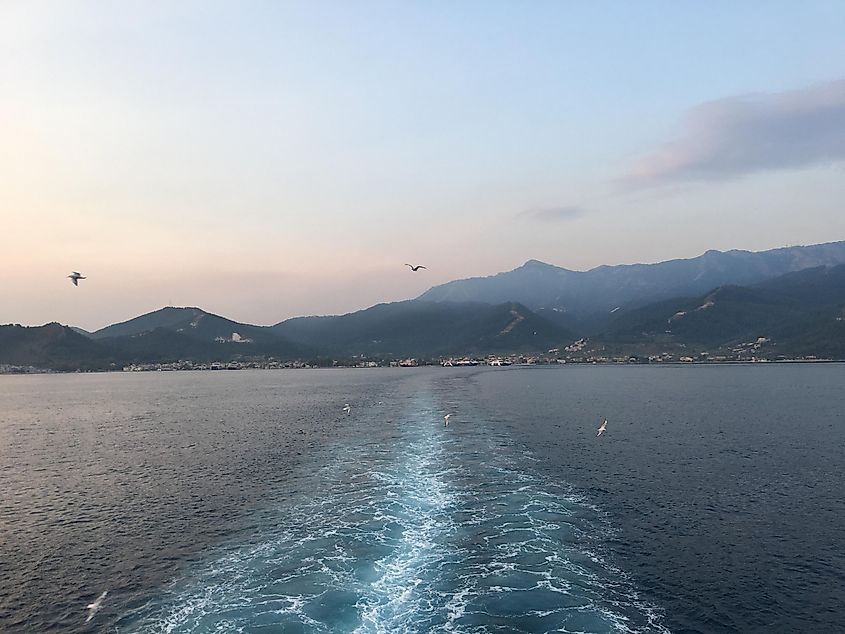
[{"left": 0, "top": 365, "right": 843, "bottom": 633}]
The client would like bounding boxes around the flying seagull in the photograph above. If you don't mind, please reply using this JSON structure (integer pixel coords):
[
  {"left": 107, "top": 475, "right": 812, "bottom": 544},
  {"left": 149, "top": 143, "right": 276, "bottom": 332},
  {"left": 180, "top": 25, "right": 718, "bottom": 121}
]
[
  {"left": 596, "top": 418, "right": 607, "bottom": 437},
  {"left": 343, "top": 404, "right": 351, "bottom": 415},
  {"left": 68, "top": 271, "right": 86, "bottom": 286},
  {"left": 405, "top": 264, "right": 427, "bottom": 271},
  {"left": 85, "top": 590, "right": 108, "bottom": 623},
  {"left": 444, "top": 414, "right": 451, "bottom": 426}
]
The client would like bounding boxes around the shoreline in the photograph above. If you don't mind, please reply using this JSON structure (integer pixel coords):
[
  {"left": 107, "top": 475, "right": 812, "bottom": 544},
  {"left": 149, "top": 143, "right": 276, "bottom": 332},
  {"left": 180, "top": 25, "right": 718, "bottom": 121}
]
[{"left": 2, "top": 358, "right": 843, "bottom": 377}]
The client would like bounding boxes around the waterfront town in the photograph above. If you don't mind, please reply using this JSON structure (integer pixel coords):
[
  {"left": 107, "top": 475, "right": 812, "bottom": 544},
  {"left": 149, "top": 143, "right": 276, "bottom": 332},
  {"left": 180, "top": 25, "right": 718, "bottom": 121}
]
[{"left": 0, "top": 336, "right": 832, "bottom": 375}]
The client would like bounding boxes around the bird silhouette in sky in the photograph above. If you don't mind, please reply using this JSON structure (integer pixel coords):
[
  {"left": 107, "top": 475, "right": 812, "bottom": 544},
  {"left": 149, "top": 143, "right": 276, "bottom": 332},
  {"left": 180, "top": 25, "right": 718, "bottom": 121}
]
[{"left": 68, "top": 272, "right": 86, "bottom": 286}]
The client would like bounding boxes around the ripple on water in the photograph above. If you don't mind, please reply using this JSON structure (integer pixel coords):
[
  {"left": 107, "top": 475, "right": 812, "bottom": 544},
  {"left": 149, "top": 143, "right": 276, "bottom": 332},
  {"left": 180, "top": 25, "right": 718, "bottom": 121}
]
[{"left": 116, "top": 400, "right": 669, "bottom": 633}]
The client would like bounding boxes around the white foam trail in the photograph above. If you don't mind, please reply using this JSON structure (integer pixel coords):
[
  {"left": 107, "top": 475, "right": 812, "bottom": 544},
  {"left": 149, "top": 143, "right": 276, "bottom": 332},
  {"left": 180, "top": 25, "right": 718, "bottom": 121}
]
[
  {"left": 117, "top": 395, "right": 670, "bottom": 634},
  {"left": 353, "top": 430, "right": 456, "bottom": 633}
]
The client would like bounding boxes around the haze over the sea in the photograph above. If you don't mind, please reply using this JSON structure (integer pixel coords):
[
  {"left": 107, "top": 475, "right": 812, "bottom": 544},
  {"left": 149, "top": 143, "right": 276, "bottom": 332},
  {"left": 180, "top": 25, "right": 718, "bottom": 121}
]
[{"left": 2, "top": 1, "right": 845, "bottom": 331}]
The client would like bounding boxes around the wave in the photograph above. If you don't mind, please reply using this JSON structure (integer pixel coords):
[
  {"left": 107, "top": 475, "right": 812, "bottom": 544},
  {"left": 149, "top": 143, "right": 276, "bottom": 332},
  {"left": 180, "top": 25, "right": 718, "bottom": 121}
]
[{"left": 117, "top": 394, "right": 669, "bottom": 633}]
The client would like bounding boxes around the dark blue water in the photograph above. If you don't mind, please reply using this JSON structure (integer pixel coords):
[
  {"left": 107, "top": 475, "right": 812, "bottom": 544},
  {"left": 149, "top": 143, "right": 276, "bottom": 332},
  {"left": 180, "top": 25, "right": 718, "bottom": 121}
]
[{"left": 1, "top": 366, "right": 843, "bottom": 632}]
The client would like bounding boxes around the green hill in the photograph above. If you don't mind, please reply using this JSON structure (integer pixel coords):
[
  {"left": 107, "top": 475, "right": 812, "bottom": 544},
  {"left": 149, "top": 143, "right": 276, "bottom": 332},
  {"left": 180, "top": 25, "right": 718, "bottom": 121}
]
[
  {"left": 91, "top": 306, "right": 310, "bottom": 359},
  {"left": 273, "top": 300, "right": 575, "bottom": 357},
  {"left": 92, "top": 306, "right": 275, "bottom": 344},
  {"left": 0, "top": 323, "right": 116, "bottom": 370},
  {"left": 596, "top": 265, "right": 845, "bottom": 357}
]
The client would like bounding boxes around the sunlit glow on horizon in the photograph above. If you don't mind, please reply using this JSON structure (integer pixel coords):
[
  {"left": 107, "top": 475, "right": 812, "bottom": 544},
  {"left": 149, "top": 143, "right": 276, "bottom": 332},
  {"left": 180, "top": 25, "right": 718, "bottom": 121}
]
[{"left": 2, "top": 1, "right": 845, "bottom": 330}]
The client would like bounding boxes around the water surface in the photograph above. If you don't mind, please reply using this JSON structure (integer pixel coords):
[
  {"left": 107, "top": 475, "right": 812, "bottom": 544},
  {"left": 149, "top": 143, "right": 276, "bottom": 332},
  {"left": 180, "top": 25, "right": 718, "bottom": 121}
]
[{"left": 1, "top": 365, "right": 842, "bottom": 632}]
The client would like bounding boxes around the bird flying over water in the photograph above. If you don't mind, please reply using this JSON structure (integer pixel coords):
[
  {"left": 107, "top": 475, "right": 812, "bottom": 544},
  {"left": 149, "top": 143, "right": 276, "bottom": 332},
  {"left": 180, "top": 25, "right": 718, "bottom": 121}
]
[
  {"left": 343, "top": 404, "right": 351, "bottom": 414},
  {"left": 68, "top": 271, "right": 86, "bottom": 286},
  {"left": 596, "top": 418, "right": 608, "bottom": 437},
  {"left": 444, "top": 414, "right": 451, "bottom": 426},
  {"left": 85, "top": 591, "right": 107, "bottom": 623},
  {"left": 405, "top": 263, "right": 427, "bottom": 271}
]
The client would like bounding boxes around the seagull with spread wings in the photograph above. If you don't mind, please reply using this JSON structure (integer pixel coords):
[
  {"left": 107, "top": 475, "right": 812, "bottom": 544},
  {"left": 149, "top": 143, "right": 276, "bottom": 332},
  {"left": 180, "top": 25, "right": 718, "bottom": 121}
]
[
  {"left": 596, "top": 418, "right": 608, "bottom": 437},
  {"left": 85, "top": 591, "right": 108, "bottom": 623},
  {"left": 68, "top": 271, "right": 86, "bottom": 286}
]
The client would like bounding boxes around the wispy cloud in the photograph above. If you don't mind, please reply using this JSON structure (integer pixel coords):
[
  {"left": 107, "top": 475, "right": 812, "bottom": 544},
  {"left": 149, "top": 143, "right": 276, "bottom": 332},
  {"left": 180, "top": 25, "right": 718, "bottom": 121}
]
[
  {"left": 620, "top": 79, "right": 845, "bottom": 189},
  {"left": 520, "top": 206, "right": 586, "bottom": 222}
]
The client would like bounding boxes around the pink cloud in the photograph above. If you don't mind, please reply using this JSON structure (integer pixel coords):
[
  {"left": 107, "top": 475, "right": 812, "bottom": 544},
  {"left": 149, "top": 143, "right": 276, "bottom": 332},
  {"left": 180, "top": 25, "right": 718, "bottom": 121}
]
[{"left": 620, "top": 79, "right": 845, "bottom": 189}]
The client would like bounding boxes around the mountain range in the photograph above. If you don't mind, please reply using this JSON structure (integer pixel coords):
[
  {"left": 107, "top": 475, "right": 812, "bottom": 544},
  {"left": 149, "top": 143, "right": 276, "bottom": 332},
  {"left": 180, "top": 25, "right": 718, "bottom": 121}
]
[
  {"left": 271, "top": 300, "right": 572, "bottom": 357},
  {"left": 598, "top": 264, "right": 845, "bottom": 358},
  {"left": 420, "top": 240, "right": 845, "bottom": 332},
  {"left": 2, "top": 241, "right": 845, "bottom": 370}
]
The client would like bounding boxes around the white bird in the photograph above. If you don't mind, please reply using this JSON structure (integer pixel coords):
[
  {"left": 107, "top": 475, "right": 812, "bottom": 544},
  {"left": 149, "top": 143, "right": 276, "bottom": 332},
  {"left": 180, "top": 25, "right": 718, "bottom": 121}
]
[
  {"left": 444, "top": 414, "right": 451, "bottom": 426},
  {"left": 68, "top": 271, "right": 86, "bottom": 286},
  {"left": 596, "top": 418, "right": 608, "bottom": 437},
  {"left": 85, "top": 590, "right": 108, "bottom": 623},
  {"left": 404, "top": 263, "right": 427, "bottom": 272},
  {"left": 342, "top": 404, "right": 351, "bottom": 414}
]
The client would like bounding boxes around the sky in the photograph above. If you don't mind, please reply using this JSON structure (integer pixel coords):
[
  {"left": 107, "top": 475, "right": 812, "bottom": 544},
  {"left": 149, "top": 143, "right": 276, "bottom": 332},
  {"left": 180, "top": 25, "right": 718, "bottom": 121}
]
[{"left": 2, "top": 1, "right": 844, "bottom": 331}]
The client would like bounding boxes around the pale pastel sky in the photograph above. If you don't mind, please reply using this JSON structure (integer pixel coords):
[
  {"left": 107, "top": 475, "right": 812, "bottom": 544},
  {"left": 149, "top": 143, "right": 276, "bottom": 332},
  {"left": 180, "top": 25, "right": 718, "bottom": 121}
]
[{"left": 2, "top": 1, "right": 845, "bottom": 331}]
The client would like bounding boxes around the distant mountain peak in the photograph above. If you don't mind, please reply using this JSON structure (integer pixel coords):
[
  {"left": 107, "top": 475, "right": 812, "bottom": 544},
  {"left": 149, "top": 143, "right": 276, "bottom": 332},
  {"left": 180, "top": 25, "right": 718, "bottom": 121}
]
[
  {"left": 517, "top": 259, "right": 570, "bottom": 272},
  {"left": 417, "top": 240, "right": 845, "bottom": 332},
  {"left": 160, "top": 305, "right": 205, "bottom": 314},
  {"left": 91, "top": 305, "right": 247, "bottom": 341}
]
